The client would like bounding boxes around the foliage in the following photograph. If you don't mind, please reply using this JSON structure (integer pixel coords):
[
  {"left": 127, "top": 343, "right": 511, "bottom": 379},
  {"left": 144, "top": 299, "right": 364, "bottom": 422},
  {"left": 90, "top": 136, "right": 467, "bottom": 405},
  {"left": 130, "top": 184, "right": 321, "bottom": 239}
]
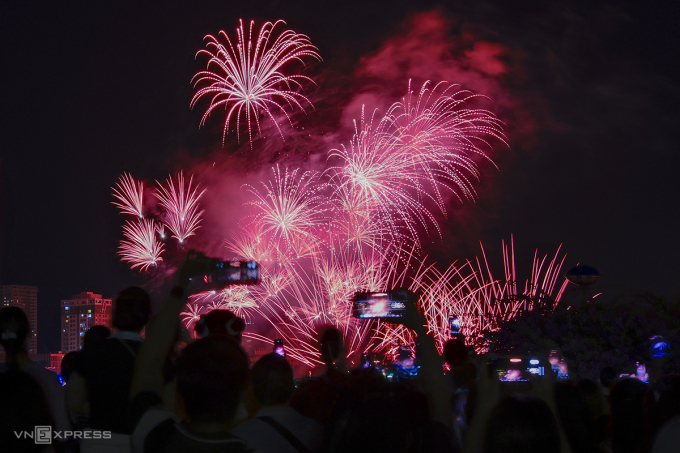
[{"left": 486, "top": 292, "right": 680, "bottom": 381}]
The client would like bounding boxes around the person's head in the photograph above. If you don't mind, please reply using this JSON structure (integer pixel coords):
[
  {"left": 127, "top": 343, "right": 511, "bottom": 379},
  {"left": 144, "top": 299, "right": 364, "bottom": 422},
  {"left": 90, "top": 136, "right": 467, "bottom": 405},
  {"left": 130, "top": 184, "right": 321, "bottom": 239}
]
[
  {"left": 600, "top": 366, "right": 617, "bottom": 389},
  {"left": 193, "top": 309, "right": 245, "bottom": 344},
  {"left": 484, "top": 395, "right": 561, "bottom": 453},
  {"left": 83, "top": 325, "right": 111, "bottom": 350},
  {"left": 319, "top": 326, "right": 343, "bottom": 366},
  {"left": 60, "top": 351, "right": 80, "bottom": 383},
  {"left": 554, "top": 382, "right": 597, "bottom": 453},
  {"left": 610, "top": 378, "right": 656, "bottom": 453},
  {"left": 656, "top": 374, "right": 680, "bottom": 424},
  {"left": 0, "top": 368, "right": 52, "bottom": 452},
  {"left": 252, "top": 353, "right": 295, "bottom": 407},
  {"left": 112, "top": 286, "right": 151, "bottom": 333},
  {"left": 0, "top": 306, "right": 30, "bottom": 358},
  {"left": 175, "top": 335, "right": 249, "bottom": 425},
  {"left": 443, "top": 338, "right": 468, "bottom": 367}
]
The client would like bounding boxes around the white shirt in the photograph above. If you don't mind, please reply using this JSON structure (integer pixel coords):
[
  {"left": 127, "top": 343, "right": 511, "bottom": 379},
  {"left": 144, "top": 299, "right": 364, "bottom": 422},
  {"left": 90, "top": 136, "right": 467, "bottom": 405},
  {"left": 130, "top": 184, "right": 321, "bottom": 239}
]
[{"left": 232, "top": 406, "right": 323, "bottom": 453}]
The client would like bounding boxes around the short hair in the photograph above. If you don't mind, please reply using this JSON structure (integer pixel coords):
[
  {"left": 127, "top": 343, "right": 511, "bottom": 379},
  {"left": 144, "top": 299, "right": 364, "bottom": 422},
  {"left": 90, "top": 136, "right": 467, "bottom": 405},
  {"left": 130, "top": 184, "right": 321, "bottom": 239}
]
[
  {"left": 176, "top": 335, "right": 250, "bottom": 423},
  {"left": 484, "top": 395, "right": 561, "bottom": 453},
  {"left": 443, "top": 338, "right": 468, "bottom": 367},
  {"left": 600, "top": 366, "right": 617, "bottom": 388},
  {"left": 252, "top": 353, "right": 295, "bottom": 406},
  {"left": 0, "top": 306, "right": 30, "bottom": 356},
  {"left": 83, "top": 325, "right": 111, "bottom": 350},
  {"left": 60, "top": 351, "right": 80, "bottom": 382},
  {"left": 319, "top": 326, "right": 343, "bottom": 364},
  {"left": 193, "top": 309, "right": 245, "bottom": 343},
  {"left": 112, "top": 287, "right": 151, "bottom": 332}
]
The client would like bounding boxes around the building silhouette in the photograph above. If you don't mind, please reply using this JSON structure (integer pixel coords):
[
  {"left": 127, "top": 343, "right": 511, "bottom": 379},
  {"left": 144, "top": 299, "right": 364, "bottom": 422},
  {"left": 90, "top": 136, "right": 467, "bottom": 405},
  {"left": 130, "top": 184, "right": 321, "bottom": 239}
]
[{"left": 61, "top": 291, "right": 112, "bottom": 352}]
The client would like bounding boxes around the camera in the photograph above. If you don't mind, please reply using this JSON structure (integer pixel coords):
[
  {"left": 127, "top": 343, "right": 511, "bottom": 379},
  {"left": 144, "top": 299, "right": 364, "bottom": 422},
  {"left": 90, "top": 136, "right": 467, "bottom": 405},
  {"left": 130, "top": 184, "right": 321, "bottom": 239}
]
[
  {"left": 487, "top": 356, "right": 546, "bottom": 382},
  {"left": 449, "top": 315, "right": 460, "bottom": 335},
  {"left": 352, "top": 291, "right": 408, "bottom": 319},
  {"left": 188, "top": 258, "right": 261, "bottom": 293},
  {"left": 274, "top": 339, "right": 285, "bottom": 357}
]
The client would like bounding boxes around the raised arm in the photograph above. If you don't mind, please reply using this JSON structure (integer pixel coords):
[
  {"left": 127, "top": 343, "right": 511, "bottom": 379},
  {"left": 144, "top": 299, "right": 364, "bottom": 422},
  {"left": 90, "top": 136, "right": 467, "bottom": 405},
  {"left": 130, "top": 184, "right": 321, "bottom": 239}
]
[
  {"left": 129, "top": 251, "right": 207, "bottom": 398},
  {"left": 398, "top": 289, "right": 453, "bottom": 430}
]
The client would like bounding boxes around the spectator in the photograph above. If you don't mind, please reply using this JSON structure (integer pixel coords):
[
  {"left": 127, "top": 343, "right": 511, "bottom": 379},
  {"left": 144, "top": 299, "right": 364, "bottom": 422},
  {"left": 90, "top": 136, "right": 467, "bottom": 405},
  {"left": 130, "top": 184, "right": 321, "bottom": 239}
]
[
  {"left": 68, "top": 287, "right": 151, "bottom": 452},
  {"left": 318, "top": 326, "right": 346, "bottom": 376},
  {"left": 444, "top": 338, "right": 469, "bottom": 368},
  {"left": 575, "top": 379, "right": 611, "bottom": 449},
  {"left": 60, "top": 351, "right": 79, "bottom": 383},
  {"left": 483, "top": 395, "right": 561, "bottom": 453},
  {"left": 0, "top": 306, "right": 71, "bottom": 434},
  {"left": 291, "top": 326, "right": 349, "bottom": 423},
  {"left": 600, "top": 366, "right": 617, "bottom": 397},
  {"left": 610, "top": 378, "right": 656, "bottom": 453},
  {"left": 64, "top": 324, "right": 111, "bottom": 430},
  {"left": 0, "top": 366, "right": 53, "bottom": 453},
  {"left": 129, "top": 251, "right": 252, "bottom": 453},
  {"left": 651, "top": 374, "right": 680, "bottom": 453},
  {"left": 82, "top": 324, "right": 112, "bottom": 350},
  {"left": 233, "top": 353, "right": 324, "bottom": 453},
  {"left": 193, "top": 309, "right": 245, "bottom": 344},
  {"left": 554, "top": 381, "right": 599, "bottom": 453}
]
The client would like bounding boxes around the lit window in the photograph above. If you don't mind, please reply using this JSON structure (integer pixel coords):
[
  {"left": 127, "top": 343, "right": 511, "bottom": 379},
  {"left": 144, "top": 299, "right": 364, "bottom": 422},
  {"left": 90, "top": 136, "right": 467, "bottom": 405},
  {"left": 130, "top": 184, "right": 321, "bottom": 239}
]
[{"left": 65, "top": 307, "right": 69, "bottom": 310}]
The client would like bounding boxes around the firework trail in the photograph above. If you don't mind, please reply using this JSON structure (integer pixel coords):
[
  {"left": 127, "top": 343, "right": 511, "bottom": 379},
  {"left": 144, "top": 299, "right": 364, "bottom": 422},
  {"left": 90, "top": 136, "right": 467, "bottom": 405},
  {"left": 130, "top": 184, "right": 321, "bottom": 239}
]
[
  {"left": 374, "top": 236, "right": 568, "bottom": 355},
  {"left": 118, "top": 218, "right": 164, "bottom": 271},
  {"left": 208, "top": 80, "right": 508, "bottom": 364},
  {"left": 180, "top": 302, "right": 205, "bottom": 331},
  {"left": 244, "top": 165, "right": 326, "bottom": 258},
  {"left": 328, "top": 81, "right": 506, "bottom": 248},
  {"left": 191, "top": 19, "right": 321, "bottom": 146},
  {"left": 155, "top": 172, "right": 206, "bottom": 244},
  {"left": 112, "top": 173, "right": 144, "bottom": 218}
]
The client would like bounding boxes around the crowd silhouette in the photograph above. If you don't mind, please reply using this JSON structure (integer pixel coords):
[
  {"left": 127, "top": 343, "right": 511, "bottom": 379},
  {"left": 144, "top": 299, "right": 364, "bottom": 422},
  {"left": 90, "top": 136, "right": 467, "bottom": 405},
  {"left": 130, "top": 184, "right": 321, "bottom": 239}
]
[{"left": 2, "top": 251, "right": 680, "bottom": 453}]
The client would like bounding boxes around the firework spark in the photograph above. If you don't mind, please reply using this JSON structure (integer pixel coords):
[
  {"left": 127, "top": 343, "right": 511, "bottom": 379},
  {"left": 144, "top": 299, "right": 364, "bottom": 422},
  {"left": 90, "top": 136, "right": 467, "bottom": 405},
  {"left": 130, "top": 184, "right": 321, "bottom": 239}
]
[
  {"left": 155, "top": 172, "right": 206, "bottom": 244},
  {"left": 112, "top": 173, "right": 144, "bottom": 218},
  {"left": 191, "top": 19, "right": 321, "bottom": 146},
  {"left": 245, "top": 165, "right": 326, "bottom": 258},
  {"left": 118, "top": 218, "right": 164, "bottom": 271},
  {"left": 328, "top": 81, "right": 506, "bottom": 247},
  {"left": 374, "top": 236, "right": 568, "bottom": 355}
]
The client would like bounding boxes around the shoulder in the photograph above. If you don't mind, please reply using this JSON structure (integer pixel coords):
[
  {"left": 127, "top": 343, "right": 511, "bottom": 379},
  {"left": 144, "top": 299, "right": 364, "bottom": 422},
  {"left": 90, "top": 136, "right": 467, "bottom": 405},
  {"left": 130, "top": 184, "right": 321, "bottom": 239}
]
[
  {"left": 652, "top": 416, "right": 680, "bottom": 453},
  {"left": 21, "top": 362, "right": 61, "bottom": 388},
  {"left": 130, "top": 390, "right": 178, "bottom": 451}
]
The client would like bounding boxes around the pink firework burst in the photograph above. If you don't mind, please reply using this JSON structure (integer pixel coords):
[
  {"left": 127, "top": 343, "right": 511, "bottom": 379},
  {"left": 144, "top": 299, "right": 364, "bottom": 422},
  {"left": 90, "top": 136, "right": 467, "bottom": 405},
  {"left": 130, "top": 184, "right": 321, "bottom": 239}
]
[
  {"left": 245, "top": 165, "right": 326, "bottom": 257},
  {"left": 180, "top": 302, "right": 205, "bottom": 331},
  {"left": 118, "top": 218, "right": 164, "bottom": 272},
  {"left": 155, "top": 172, "right": 206, "bottom": 244},
  {"left": 328, "top": 81, "right": 506, "bottom": 247},
  {"left": 374, "top": 236, "right": 568, "bottom": 355},
  {"left": 191, "top": 19, "right": 321, "bottom": 146},
  {"left": 112, "top": 173, "right": 144, "bottom": 218}
]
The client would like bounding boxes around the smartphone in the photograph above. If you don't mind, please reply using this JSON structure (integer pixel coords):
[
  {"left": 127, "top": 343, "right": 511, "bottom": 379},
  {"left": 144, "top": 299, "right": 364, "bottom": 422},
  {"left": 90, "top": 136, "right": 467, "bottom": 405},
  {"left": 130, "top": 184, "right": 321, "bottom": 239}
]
[
  {"left": 487, "top": 356, "right": 545, "bottom": 382},
  {"left": 352, "top": 291, "right": 407, "bottom": 319},
  {"left": 650, "top": 335, "right": 670, "bottom": 358},
  {"left": 274, "top": 339, "right": 285, "bottom": 357},
  {"left": 548, "top": 350, "right": 569, "bottom": 380},
  {"left": 449, "top": 315, "right": 460, "bottom": 335},
  {"left": 190, "top": 260, "right": 261, "bottom": 292}
]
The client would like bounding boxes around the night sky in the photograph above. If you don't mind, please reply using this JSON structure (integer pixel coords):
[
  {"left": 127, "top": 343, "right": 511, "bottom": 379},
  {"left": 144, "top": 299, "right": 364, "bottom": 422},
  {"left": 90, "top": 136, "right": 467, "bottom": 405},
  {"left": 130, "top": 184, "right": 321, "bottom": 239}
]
[{"left": 2, "top": 1, "right": 679, "bottom": 353}]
